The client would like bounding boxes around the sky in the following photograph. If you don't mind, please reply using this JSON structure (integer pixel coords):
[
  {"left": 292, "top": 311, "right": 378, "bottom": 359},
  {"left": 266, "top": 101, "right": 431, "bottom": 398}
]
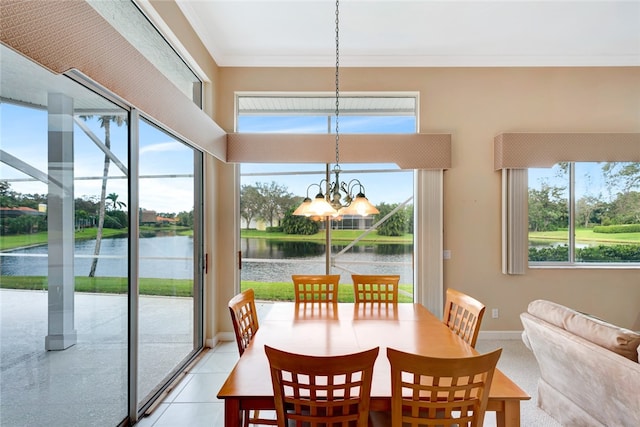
[
  {"left": 238, "top": 115, "right": 416, "bottom": 207},
  {"left": 1, "top": 103, "right": 195, "bottom": 214},
  {"left": 529, "top": 162, "right": 623, "bottom": 203}
]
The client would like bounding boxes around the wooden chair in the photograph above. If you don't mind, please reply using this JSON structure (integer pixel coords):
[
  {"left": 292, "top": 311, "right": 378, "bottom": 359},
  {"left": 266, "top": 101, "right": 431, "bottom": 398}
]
[
  {"left": 265, "top": 345, "right": 379, "bottom": 427},
  {"left": 228, "top": 289, "right": 277, "bottom": 426},
  {"left": 442, "top": 288, "right": 486, "bottom": 348},
  {"left": 383, "top": 347, "right": 502, "bottom": 427},
  {"left": 351, "top": 274, "right": 400, "bottom": 303},
  {"left": 292, "top": 274, "right": 340, "bottom": 302}
]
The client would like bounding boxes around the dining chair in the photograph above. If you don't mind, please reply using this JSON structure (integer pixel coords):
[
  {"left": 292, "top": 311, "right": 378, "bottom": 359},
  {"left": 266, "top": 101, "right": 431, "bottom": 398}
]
[
  {"left": 265, "top": 345, "right": 379, "bottom": 427},
  {"left": 292, "top": 274, "right": 340, "bottom": 302},
  {"left": 380, "top": 347, "right": 502, "bottom": 427},
  {"left": 228, "top": 289, "right": 277, "bottom": 426},
  {"left": 442, "top": 288, "right": 486, "bottom": 347},
  {"left": 351, "top": 274, "right": 400, "bottom": 303}
]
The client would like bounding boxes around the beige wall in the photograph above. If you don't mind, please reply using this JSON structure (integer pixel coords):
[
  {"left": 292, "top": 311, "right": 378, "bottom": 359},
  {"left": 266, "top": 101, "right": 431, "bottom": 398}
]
[
  {"left": 152, "top": 2, "right": 640, "bottom": 336},
  {"left": 148, "top": 2, "right": 235, "bottom": 344},
  {"left": 216, "top": 66, "right": 640, "bottom": 332}
]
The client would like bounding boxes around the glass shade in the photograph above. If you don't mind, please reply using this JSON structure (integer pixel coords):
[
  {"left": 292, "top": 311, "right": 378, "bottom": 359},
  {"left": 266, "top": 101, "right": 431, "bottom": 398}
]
[
  {"left": 292, "top": 197, "right": 312, "bottom": 216},
  {"left": 306, "top": 194, "right": 339, "bottom": 217},
  {"left": 340, "top": 193, "right": 379, "bottom": 216}
]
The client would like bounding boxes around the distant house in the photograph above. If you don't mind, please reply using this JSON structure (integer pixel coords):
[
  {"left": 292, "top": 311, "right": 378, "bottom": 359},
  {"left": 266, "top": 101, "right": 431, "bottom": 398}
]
[
  {"left": 140, "top": 209, "right": 157, "bottom": 225},
  {"left": 156, "top": 216, "right": 178, "bottom": 224},
  {"left": 0, "top": 206, "right": 45, "bottom": 218},
  {"left": 139, "top": 209, "right": 179, "bottom": 225}
]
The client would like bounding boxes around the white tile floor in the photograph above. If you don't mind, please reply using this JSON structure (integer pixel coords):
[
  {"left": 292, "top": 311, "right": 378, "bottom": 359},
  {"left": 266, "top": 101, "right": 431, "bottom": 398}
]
[{"left": 135, "top": 341, "right": 237, "bottom": 427}]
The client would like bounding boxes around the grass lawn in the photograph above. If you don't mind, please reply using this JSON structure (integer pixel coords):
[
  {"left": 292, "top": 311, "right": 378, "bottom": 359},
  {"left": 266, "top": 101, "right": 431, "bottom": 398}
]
[
  {"left": 240, "top": 228, "right": 412, "bottom": 243},
  {"left": 529, "top": 228, "right": 640, "bottom": 245},
  {"left": 0, "top": 276, "right": 195, "bottom": 297},
  {"left": 241, "top": 281, "right": 414, "bottom": 303},
  {"left": 0, "top": 276, "right": 414, "bottom": 301}
]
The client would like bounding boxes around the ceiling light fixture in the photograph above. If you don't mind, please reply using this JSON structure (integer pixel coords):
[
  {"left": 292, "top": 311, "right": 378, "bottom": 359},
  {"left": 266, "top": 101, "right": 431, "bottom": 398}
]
[{"left": 293, "top": 0, "right": 379, "bottom": 219}]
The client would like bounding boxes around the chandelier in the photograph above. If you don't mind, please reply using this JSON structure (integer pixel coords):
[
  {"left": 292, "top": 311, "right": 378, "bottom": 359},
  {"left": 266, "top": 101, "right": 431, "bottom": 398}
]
[{"left": 293, "top": 0, "right": 379, "bottom": 219}]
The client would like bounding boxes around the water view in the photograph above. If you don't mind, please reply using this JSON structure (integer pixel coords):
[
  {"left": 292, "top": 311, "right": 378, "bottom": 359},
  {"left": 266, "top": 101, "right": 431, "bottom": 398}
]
[
  {"left": 1, "top": 236, "right": 413, "bottom": 283},
  {"left": 1, "top": 235, "right": 194, "bottom": 279},
  {"left": 241, "top": 238, "right": 413, "bottom": 283}
]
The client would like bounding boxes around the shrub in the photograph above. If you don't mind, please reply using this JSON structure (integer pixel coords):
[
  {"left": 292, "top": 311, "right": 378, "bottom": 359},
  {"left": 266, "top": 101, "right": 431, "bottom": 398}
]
[
  {"left": 103, "top": 214, "right": 123, "bottom": 229},
  {"left": 281, "top": 209, "right": 319, "bottom": 235},
  {"left": 592, "top": 224, "right": 640, "bottom": 234},
  {"left": 529, "top": 245, "right": 568, "bottom": 262},
  {"left": 530, "top": 244, "right": 640, "bottom": 262}
]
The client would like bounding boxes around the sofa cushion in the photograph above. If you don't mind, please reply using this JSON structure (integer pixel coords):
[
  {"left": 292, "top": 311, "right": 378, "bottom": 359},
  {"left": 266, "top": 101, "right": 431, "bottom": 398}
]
[{"left": 528, "top": 299, "right": 640, "bottom": 362}]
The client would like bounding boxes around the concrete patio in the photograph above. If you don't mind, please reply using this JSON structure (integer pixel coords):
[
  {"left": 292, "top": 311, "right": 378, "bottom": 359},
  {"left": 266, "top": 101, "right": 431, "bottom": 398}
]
[{"left": 0, "top": 289, "right": 195, "bottom": 427}]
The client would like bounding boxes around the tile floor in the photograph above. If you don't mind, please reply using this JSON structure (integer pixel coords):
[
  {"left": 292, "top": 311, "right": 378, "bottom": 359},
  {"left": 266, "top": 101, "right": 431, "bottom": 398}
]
[{"left": 134, "top": 341, "right": 237, "bottom": 427}]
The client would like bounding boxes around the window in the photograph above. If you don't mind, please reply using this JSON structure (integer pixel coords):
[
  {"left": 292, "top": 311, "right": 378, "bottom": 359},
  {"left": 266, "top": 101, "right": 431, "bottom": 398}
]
[
  {"left": 529, "top": 162, "right": 640, "bottom": 264},
  {"left": 496, "top": 132, "right": 640, "bottom": 272},
  {"left": 237, "top": 95, "right": 417, "bottom": 302}
]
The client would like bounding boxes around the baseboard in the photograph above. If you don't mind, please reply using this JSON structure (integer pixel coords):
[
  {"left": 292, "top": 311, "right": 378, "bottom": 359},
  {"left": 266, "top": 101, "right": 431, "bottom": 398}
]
[
  {"left": 207, "top": 331, "right": 235, "bottom": 349},
  {"left": 478, "top": 330, "right": 524, "bottom": 340}
]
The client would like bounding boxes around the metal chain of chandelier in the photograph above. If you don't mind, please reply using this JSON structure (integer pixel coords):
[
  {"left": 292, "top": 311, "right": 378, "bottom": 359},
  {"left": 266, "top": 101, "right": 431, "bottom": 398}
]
[{"left": 293, "top": 0, "right": 379, "bottom": 219}]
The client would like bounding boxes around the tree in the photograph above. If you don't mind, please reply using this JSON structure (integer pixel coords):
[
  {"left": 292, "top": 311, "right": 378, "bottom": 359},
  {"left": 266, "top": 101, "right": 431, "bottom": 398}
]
[
  {"left": 75, "top": 196, "right": 99, "bottom": 216},
  {"left": 81, "top": 115, "right": 126, "bottom": 277},
  {"left": 609, "top": 191, "right": 640, "bottom": 224},
  {"left": 376, "top": 202, "right": 408, "bottom": 236},
  {"left": 576, "top": 195, "right": 606, "bottom": 228},
  {"left": 240, "top": 185, "right": 263, "bottom": 229},
  {"left": 0, "top": 181, "right": 17, "bottom": 208},
  {"left": 106, "top": 192, "right": 126, "bottom": 211},
  {"left": 528, "top": 183, "right": 567, "bottom": 232},
  {"left": 602, "top": 162, "right": 640, "bottom": 193},
  {"left": 176, "top": 210, "right": 194, "bottom": 227},
  {"left": 255, "top": 181, "right": 294, "bottom": 227}
]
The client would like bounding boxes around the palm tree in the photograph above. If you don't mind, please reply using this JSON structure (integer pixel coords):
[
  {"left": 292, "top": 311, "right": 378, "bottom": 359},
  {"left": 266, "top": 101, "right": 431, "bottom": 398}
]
[
  {"left": 106, "top": 192, "right": 126, "bottom": 211},
  {"left": 81, "top": 115, "right": 126, "bottom": 277}
]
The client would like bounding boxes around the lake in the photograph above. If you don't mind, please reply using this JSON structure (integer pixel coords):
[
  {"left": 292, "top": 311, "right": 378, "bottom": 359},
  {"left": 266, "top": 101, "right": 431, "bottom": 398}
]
[{"left": 1, "top": 236, "right": 413, "bottom": 283}]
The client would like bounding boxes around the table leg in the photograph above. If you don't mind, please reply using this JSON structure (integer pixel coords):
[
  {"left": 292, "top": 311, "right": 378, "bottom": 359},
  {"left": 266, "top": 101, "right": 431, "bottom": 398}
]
[
  {"left": 495, "top": 400, "right": 521, "bottom": 427},
  {"left": 224, "top": 398, "right": 241, "bottom": 427}
]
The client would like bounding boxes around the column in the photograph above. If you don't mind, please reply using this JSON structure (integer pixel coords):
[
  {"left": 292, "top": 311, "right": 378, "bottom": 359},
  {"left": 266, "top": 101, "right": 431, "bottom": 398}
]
[{"left": 45, "top": 93, "right": 77, "bottom": 350}]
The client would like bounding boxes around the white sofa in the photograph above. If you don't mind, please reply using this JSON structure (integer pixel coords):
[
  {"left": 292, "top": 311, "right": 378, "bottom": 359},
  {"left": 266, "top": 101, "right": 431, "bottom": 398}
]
[{"left": 520, "top": 300, "right": 640, "bottom": 427}]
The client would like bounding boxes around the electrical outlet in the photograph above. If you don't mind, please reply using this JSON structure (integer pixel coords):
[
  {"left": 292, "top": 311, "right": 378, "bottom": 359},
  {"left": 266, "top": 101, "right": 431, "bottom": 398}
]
[{"left": 491, "top": 308, "right": 499, "bottom": 319}]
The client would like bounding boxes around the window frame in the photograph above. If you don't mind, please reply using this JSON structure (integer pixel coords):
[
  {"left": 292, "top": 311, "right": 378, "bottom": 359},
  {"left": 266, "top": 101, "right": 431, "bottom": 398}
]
[{"left": 495, "top": 132, "right": 640, "bottom": 273}]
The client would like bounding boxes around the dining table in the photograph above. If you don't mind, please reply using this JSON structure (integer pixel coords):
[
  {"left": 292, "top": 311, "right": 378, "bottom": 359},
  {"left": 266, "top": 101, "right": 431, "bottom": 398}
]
[{"left": 217, "top": 302, "right": 530, "bottom": 426}]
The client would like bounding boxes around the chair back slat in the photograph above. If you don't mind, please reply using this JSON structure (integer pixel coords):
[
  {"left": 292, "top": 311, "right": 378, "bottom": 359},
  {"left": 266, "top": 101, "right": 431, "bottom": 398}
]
[
  {"left": 442, "top": 288, "right": 486, "bottom": 347},
  {"left": 266, "top": 345, "right": 379, "bottom": 427},
  {"left": 292, "top": 274, "right": 341, "bottom": 302},
  {"left": 351, "top": 274, "right": 400, "bottom": 303},
  {"left": 228, "top": 288, "right": 260, "bottom": 356},
  {"left": 228, "top": 289, "right": 278, "bottom": 425},
  {"left": 387, "top": 347, "right": 502, "bottom": 427}
]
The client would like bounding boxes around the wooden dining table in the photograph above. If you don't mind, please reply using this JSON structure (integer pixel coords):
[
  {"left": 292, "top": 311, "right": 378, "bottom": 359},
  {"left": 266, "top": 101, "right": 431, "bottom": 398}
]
[{"left": 217, "top": 302, "right": 530, "bottom": 426}]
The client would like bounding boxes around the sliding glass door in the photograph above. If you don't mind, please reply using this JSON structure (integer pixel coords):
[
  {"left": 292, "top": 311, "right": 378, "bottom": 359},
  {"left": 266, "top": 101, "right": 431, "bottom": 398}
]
[
  {"left": 0, "top": 44, "right": 204, "bottom": 426},
  {"left": 136, "top": 118, "right": 203, "bottom": 406}
]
